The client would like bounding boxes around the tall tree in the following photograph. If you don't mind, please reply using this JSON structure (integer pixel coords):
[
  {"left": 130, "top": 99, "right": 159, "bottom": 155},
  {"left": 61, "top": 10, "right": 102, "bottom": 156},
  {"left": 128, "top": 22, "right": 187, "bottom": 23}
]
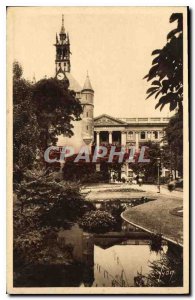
[
  {"left": 32, "top": 78, "right": 83, "bottom": 150},
  {"left": 13, "top": 62, "right": 83, "bottom": 182},
  {"left": 144, "top": 13, "right": 183, "bottom": 113},
  {"left": 165, "top": 112, "right": 183, "bottom": 176},
  {"left": 13, "top": 61, "right": 40, "bottom": 183}
]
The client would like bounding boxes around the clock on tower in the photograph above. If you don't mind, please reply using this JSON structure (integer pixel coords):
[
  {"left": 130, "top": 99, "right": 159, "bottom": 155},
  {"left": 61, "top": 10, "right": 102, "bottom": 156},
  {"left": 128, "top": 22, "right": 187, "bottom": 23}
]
[{"left": 56, "top": 72, "right": 65, "bottom": 81}]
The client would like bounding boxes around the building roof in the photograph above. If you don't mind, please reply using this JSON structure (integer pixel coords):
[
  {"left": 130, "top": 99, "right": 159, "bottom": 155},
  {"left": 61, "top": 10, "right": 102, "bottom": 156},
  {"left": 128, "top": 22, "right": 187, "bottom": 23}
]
[
  {"left": 94, "top": 114, "right": 170, "bottom": 128},
  {"left": 82, "top": 74, "right": 94, "bottom": 92},
  {"left": 66, "top": 73, "right": 82, "bottom": 93},
  {"left": 94, "top": 114, "right": 127, "bottom": 126}
]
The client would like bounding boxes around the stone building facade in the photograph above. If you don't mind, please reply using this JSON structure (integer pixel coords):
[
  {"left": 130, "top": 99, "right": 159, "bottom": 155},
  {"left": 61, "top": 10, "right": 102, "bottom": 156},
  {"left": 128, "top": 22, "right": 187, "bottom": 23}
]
[
  {"left": 54, "top": 16, "right": 170, "bottom": 181},
  {"left": 94, "top": 114, "right": 169, "bottom": 149}
]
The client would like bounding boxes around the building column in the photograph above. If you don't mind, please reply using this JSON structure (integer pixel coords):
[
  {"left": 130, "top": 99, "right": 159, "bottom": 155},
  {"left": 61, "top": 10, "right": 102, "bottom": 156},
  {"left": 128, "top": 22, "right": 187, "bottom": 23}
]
[
  {"left": 121, "top": 131, "right": 127, "bottom": 146},
  {"left": 96, "top": 131, "right": 100, "bottom": 146},
  {"left": 150, "top": 131, "right": 154, "bottom": 141},
  {"left": 108, "top": 131, "right": 112, "bottom": 144},
  {"left": 147, "top": 131, "right": 151, "bottom": 140},
  {"left": 135, "top": 131, "right": 139, "bottom": 149}
]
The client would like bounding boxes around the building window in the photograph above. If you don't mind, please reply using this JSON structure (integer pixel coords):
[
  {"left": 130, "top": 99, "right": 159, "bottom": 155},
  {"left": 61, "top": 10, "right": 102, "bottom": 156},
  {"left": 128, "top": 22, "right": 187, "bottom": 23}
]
[
  {"left": 86, "top": 125, "right": 88, "bottom": 131},
  {"left": 140, "top": 131, "right": 146, "bottom": 140},
  {"left": 128, "top": 131, "right": 134, "bottom": 140},
  {"left": 153, "top": 131, "right": 158, "bottom": 139},
  {"left": 86, "top": 112, "right": 89, "bottom": 117}
]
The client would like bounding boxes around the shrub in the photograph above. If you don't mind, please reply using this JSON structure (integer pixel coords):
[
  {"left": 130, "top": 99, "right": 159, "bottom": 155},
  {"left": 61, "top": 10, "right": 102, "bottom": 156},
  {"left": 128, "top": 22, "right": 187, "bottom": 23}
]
[
  {"left": 121, "top": 177, "right": 126, "bottom": 183},
  {"left": 168, "top": 182, "right": 175, "bottom": 192},
  {"left": 79, "top": 210, "right": 117, "bottom": 233}
]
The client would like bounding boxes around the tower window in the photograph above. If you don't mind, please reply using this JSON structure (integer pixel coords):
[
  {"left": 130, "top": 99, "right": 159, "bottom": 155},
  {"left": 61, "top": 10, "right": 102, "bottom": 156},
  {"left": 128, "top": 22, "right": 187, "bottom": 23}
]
[
  {"left": 86, "top": 126, "right": 88, "bottom": 131},
  {"left": 86, "top": 112, "right": 88, "bottom": 117}
]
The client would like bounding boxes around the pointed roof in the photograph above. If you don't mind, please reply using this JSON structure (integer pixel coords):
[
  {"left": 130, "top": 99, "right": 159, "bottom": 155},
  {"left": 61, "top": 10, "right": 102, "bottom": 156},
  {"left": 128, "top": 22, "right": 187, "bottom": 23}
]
[
  {"left": 60, "top": 14, "right": 65, "bottom": 35},
  {"left": 66, "top": 73, "right": 82, "bottom": 92},
  {"left": 82, "top": 73, "right": 94, "bottom": 92}
]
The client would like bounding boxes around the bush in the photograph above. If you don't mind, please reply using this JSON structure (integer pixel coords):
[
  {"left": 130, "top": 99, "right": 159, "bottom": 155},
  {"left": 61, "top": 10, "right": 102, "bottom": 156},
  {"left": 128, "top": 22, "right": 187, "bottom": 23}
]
[
  {"left": 79, "top": 210, "right": 117, "bottom": 233},
  {"left": 121, "top": 177, "right": 126, "bottom": 183},
  {"left": 81, "top": 171, "right": 109, "bottom": 184},
  {"left": 14, "top": 169, "right": 92, "bottom": 267},
  {"left": 168, "top": 182, "right": 175, "bottom": 192},
  {"left": 175, "top": 179, "right": 183, "bottom": 188}
]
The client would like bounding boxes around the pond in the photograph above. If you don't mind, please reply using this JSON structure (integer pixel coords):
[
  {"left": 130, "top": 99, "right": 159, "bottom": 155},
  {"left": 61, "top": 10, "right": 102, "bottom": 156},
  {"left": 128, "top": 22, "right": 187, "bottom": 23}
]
[
  {"left": 58, "top": 223, "right": 183, "bottom": 287},
  {"left": 14, "top": 199, "right": 183, "bottom": 287}
]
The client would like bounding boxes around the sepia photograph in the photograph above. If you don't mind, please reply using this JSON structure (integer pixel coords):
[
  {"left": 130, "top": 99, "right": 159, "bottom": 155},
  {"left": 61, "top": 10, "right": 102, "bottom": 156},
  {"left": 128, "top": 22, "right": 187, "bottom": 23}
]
[{"left": 7, "top": 6, "right": 189, "bottom": 294}]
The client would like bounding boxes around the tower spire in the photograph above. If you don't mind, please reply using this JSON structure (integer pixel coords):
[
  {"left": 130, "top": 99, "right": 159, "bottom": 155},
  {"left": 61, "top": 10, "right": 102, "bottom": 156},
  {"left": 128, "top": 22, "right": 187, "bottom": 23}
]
[
  {"left": 82, "top": 72, "right": 94, "bottom": 92},
  {"left": 60, "top": 14, "right": 65, "bottom": 34}
]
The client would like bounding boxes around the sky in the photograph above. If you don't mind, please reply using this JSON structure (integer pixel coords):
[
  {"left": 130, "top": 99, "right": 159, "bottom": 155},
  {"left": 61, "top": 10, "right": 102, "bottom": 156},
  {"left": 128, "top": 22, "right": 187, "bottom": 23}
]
[{"left": 8, "top": 7, "right": 180, "bottom": 118}]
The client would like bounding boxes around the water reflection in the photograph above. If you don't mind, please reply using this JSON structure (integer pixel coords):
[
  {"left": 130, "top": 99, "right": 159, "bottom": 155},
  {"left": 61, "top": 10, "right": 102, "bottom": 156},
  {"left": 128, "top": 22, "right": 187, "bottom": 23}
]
[
  {"left": 58, "top": 224, "right": 181, "bottom": 287},
  {"left": 93, "top": 244, "right": 167, "bottom": 287}
]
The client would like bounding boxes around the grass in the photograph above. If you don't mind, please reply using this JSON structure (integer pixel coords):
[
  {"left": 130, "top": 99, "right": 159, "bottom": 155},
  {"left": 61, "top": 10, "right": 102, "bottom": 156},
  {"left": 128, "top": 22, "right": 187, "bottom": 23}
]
[{"left": 122, "top": 195, "right": 183, "bottom": 245}]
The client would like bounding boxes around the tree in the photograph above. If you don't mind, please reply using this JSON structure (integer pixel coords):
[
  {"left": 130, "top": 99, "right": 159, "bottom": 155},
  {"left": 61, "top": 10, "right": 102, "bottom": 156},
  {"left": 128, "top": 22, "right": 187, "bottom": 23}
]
[
  {"left": 165, "top": 112, "right": 183, "bottom": 176},
  {"left": 144, "top": 13, "right": 183, "bottom": 113},
  {"left": 13, "top": 61, "right": 40, "bottom": 184},
  {"left": 13, "top": 62, "right": 85, "bottom": 285},
  {"left": 13, "top": 62, "right": 83, "bottom": 183},
  {"left": 14, "top": 169, "right": 92, "bottom": 270},
  {"left": 129, "top": 142, "right": 163, "bottom": 182},
  {"left": 32, "top": 78, "right": 83, "bottom": 150}
]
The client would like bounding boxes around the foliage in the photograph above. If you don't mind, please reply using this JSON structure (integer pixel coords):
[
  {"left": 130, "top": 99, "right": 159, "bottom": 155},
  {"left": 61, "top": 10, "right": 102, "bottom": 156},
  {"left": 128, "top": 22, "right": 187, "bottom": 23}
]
[
  {"left": 135, "top": 247, "right": 183, "bottom": 287},
  {"left": 103, "top": 201, "right": 126, "bottom": 230},
  {"left": 32, "top": 78, "right": 82, "bottom": 149},
  {"left": 167, "top": 182, "right": 176, "bottom": 192},
  {"left": 14, "top": 169, "right": 91, "bottom": 266},
  {"left": 129, "top": 141, "right": 163, "bottom": 182},
  {"left": 13, "top": 61, "right": 83, "bottom": 184},
  {"left": 147, "top": 251, "right": 183, "bottom": 287},
  {"left": 63, "top": 159, "right": 96, "bottom": 182},
  {"left": 149, "top": 234, "right": 163, "bottom": 253},
  {"left": 63, "top": 158, "right": 111, "bottom": 183},
  {"left": 165, "top": 112, "right": 183, "bottom": 176},
  {"left": 13, "top": 61, "right": 40, "bottom": 183},
  {"left": 79, "top": 210, "right": 117, "bottom": 233},
  {"left": 144, "top": 13, "right": 183, "bottom": 113}
]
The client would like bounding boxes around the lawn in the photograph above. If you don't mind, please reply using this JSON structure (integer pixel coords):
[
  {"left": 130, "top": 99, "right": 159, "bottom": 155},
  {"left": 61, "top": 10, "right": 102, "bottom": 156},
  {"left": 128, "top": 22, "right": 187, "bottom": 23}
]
[{"left": 122, "top": 194, "right": 183, "bottom": 246}]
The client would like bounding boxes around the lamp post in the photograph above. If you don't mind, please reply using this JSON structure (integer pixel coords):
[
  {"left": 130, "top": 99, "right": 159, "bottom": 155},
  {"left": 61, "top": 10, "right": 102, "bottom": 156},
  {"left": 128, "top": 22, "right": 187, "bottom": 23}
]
[{"left": 157, "top": 157, "right": 161, "bottom": 193}]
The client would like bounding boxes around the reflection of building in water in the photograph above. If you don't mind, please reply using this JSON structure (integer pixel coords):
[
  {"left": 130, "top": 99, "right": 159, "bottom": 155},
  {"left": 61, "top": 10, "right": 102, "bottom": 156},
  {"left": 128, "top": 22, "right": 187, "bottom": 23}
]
[{"left": 93, "top": 244, "right": 166, "bottom": 287}]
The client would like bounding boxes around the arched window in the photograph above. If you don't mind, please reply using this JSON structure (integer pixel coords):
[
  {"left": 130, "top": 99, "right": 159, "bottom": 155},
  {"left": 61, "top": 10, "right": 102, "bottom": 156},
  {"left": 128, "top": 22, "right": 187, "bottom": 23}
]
[
  {"left": 86, "top": 125, "right": 88, "bottom": 131},
  {"left": 86, "top": 111, "right": 89, "bottom": 117},
  {"left": 140, "top": 131, "right": 146, "bottom": 140}
]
